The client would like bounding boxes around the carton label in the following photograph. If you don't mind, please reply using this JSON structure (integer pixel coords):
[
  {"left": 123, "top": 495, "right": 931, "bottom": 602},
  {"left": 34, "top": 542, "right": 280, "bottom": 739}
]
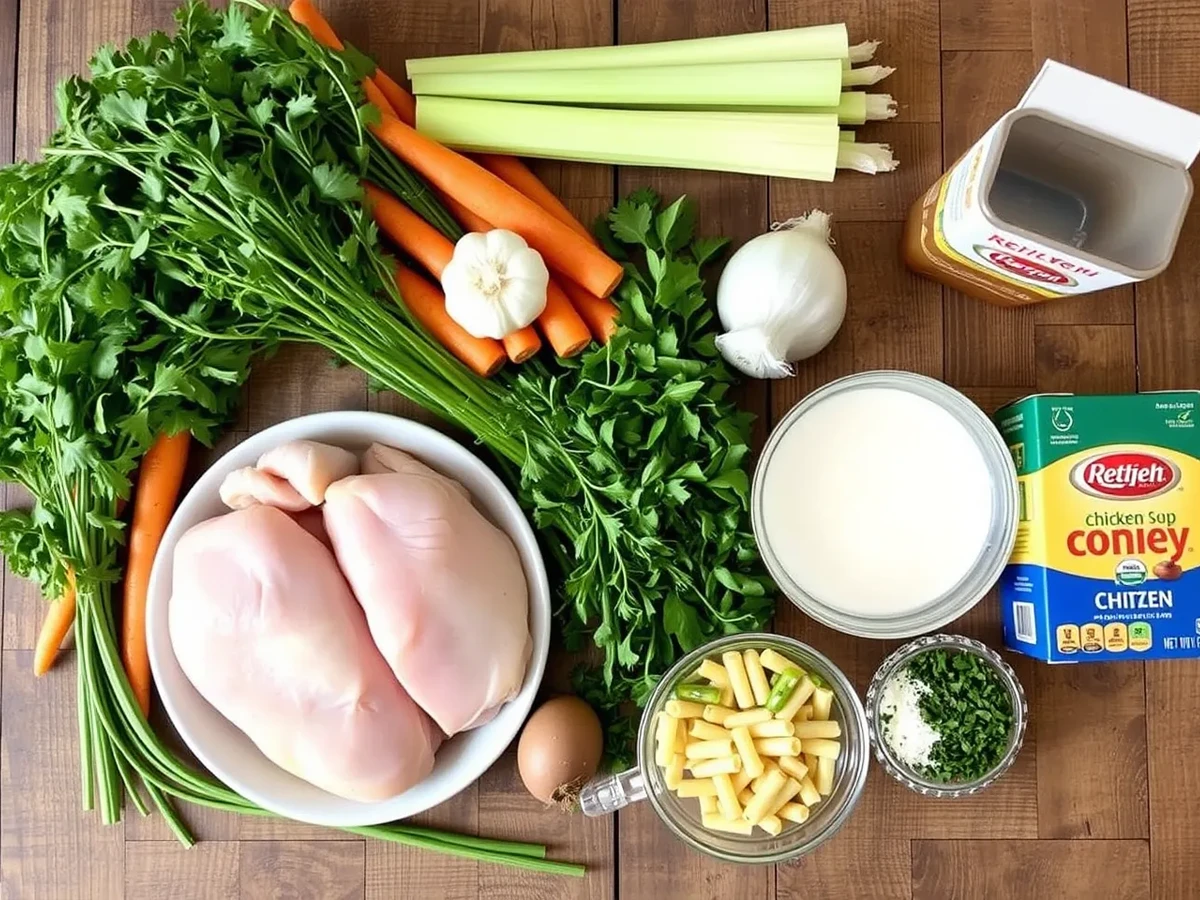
[
  {"left": 930, "top": 128, "right": 1136, "bottom": 298},
  {"left": 996, "top": 393, "right": 1200, "bottom": 662}
]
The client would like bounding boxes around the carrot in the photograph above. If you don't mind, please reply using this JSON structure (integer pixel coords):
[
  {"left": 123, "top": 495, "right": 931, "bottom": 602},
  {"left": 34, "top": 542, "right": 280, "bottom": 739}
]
[
  {"left": 502, "top": 329, "right": 542, "bottom": 363},
  {"left": 362, "top": 77, "right": 400, "bottom": 118},
  {"left": 393, "top": 263, "right": 506, "bottom": 377},
  {"left": 365, "top": 181, "right": 455, "bottom": 274},
  {"left": 369, "top": 114, "right": 624, "bottom": 298},
  {"left": 562, "top": 280, "right": 620, "bottom": 343},
  {"left": 287, "top": 0, "right": 343, "bottom": 50},
  {"left": 539, "top": 282, "right": 592, "bottom": 358},
  {"left": 374, "top": 70, "right": 418, "bottom": 127},
  {"left": 476, "top": 155, "right": 595, "bottom": 243},
  {"left": 34, "top": 568, "right": 77, "bottom": 676},
  {"left": 122, "top": 431, "right": 191, "bottom": 715}
]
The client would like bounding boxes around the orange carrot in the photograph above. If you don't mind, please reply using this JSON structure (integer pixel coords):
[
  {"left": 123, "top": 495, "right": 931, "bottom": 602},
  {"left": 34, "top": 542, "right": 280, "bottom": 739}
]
[
  {"left": 562, "top": 280, "right": 620, "bottom": 343},
  {"left": 123, "top": 431, "right": 191, "bottom": 715},
  {"left": 34, "top": 568, "right": 77, "bottom": 677},
  {"left": 374, "top": 70, "right": 418, "bottom": 127},
  {"left": 362, "top": 77, "right": 400, "bottom": 118},
  {"left": 365, "top": 181, "right": 455, "bottom": 274},
  {"left": 540, "top": 282, "right": 592, "bottom": 358},
  {"left": 502, "top": 329, "right": 542, "bottom": 363},
  {"left": 476, "top": 155, "right": 595, "bottom": 243},
  {"left": 393, "top": 264, "right": 506, "bottom": 377},
  {"left": 369, "top": 114, "right": 623, "bottom": 298},
  {"left": 288, "top": 0, "right": 343, "bottom": 50}
]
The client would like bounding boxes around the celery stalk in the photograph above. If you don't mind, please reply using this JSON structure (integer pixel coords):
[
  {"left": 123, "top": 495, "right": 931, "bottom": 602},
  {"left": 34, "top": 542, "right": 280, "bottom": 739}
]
[
  {"left": 843, "top": 65, "right": 896, "bottom": 87},
  {"left": 416, "top": 97, "right": 894, "bottom": 181},
  {"left": 646, "top": 93, "right": 896, "bottom": 125},
  {"left": 412, "top": 59, "right": 845, "bottom": 108},
  {"left": 406, "top": 24, "right": 850, "bottom": 76}
]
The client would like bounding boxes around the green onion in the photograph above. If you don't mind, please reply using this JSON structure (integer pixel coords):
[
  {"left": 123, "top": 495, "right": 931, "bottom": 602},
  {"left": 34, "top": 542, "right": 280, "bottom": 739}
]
[
  {"left": 809, "top": 672, "right": 827, "bottom": 688},
  {"left": 674, "top": 683, "right": 724, "bottom": 704},
  {"left": 412, "top": 59, "right": 846, "bottom": 109},
  {"left": 407, "top": 23, "right": 851, "bottom": 76},
  {"left": 765, "top": 668, "right": 803, "bottom": 713}
]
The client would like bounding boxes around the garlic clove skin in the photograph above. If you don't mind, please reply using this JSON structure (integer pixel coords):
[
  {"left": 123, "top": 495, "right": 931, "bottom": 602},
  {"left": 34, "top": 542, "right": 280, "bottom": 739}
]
[{"left": 443, "top": 229, "right": 550, "bottom": 339}]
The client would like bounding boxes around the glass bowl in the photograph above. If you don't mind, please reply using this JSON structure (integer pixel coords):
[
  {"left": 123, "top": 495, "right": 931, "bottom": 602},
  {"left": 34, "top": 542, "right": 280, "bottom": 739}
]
[
  {"left": 865, "top": 634, "right": 1028, "bottom": 797},
  {"left": 751, "top": 370, "right": 1020, "bottom": 639},
  {"left": 580, "top": 633, "right": 869, "bottom": 864}
]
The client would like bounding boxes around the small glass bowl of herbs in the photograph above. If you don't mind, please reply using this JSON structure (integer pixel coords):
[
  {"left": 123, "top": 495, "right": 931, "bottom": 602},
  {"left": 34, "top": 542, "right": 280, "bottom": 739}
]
[{"left": 864, "top": 634, "right": 1027, "bottom": 797}]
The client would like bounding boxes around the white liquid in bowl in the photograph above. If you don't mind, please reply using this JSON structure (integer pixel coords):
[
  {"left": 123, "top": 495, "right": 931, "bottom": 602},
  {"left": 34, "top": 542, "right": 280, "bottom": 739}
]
[{"left": 759, "top": 386, "right": 994, "bottom": 618}]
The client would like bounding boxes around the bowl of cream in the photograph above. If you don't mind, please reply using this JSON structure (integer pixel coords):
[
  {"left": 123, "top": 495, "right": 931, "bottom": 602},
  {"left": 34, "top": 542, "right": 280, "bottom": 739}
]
[{"left": 751, "top": 370, "right": 1018, "bottom": 638}]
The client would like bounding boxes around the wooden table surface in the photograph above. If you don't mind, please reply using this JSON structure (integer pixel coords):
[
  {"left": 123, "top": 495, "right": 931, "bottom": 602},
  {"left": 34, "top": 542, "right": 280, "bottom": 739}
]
[{"left": 2, "top": 0, "right": 1199, "bottom": 898}]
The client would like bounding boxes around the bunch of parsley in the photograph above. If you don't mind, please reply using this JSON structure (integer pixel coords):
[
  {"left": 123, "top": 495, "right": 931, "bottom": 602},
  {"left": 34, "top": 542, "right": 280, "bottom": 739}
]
[{"left": 512, "top": 191, "right": 775, "bottom": 761}]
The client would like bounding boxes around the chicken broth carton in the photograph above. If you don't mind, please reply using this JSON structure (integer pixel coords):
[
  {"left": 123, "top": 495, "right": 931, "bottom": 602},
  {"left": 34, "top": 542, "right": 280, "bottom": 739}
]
[{"left": 995, "top": 391, "right": 1200, "bottom": 662}]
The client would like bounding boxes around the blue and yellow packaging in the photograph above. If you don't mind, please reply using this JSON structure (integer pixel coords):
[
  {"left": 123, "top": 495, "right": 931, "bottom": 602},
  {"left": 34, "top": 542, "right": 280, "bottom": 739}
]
[{"left": 995, "top": 392, "right": 1200, "bottom": 662}]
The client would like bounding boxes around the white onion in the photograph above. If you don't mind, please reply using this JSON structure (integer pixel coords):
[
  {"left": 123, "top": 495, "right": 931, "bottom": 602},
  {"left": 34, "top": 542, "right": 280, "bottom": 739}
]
[{"left": 715, "top": 210, "right": 847, "bottom": 379}]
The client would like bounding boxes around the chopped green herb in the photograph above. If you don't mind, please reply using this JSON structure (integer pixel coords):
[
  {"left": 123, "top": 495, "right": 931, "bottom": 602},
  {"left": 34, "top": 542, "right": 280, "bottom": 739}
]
[{"left": 905, "top": 649, "right": 1014, "bottom": 783}]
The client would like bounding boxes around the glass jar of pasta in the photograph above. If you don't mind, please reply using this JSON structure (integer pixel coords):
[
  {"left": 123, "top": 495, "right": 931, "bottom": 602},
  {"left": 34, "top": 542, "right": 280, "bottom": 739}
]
[{"left": 579, "top": 633, "right": 869, "bottom": 864}]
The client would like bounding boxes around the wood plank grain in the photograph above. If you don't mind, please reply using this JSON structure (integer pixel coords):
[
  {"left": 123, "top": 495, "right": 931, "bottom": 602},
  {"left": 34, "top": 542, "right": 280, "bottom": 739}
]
[
  {"left": 777, "top": 839, "right": 910, "bottom": 900},
  {"left": 773, "top": 123, "right": 942, "bottom": 223},
  {"left": 366, "top": 790, "right": 477, "bottom": 900},
  {"left": 1128, "top": 7, "right": 1200, "bottom": 896},
  {"left": 126, "top": 841, "right": 240, "bottom": 900},
  {"left": 477, "top": 751, "right": 613, "bottom": 900},
  {"left": 239, "top": 840, "right": 365, "bottom": 900},
  {"left": 14, "top": 0, "right": 130, "bottom": 157},
  {"left": 912, "top": 839, "right": 1150, "bottom": 900},
  {"left": 0, "top": 0, "right": 14, "bottom": 167},
  {"left": 940, "top": 50, "right": 1036, "bottom": 388},
  {"left": 245, "top": 345, "right": 369, "bottom": 432},
  {"left": 1033, "top": 325, "right": 1137, "bottom": 394},
  {"left": 770, "top": 0, "right": 940, "bottom": 124},
  {"left": 941, "top": 0, "right": 1032, "bottom": 51},
  {"left": 0, "top": 650, "right": 125, "bottom": 900},
  {"left": 1146, "top": 659, "right": 1200, "bottom": 900}
]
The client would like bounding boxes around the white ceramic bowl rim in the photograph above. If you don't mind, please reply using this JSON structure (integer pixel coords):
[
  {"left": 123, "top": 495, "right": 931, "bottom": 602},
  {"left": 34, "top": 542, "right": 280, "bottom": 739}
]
[{"left": 146, "top": 411, "right": 550, "bottom": 827}]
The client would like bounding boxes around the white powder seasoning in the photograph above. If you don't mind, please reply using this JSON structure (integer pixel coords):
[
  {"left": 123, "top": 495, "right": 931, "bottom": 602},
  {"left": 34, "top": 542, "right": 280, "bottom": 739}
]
[{"left": 879, "top": 669, "right": 940, "bottom": 768}]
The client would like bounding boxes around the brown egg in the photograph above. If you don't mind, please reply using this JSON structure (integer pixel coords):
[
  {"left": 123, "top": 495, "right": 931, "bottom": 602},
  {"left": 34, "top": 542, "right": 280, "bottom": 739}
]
[{"left": 516, "top": 695, "right": 604, "bottom": 809}]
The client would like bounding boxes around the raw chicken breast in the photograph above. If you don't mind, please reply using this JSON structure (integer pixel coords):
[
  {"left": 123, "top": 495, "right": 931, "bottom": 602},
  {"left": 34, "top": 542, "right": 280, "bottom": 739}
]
[
  {"left": 219, "top": 467, "right": 310, "bottom": 512},
  {"left": 169, "top": 505, "right": 439, "bottom": 802},
  {"left": 257, "top": 440, "right": 358, "bottom": 505},
  {"left": 324, "top": 447, "right": 531, "bottom": 736}
]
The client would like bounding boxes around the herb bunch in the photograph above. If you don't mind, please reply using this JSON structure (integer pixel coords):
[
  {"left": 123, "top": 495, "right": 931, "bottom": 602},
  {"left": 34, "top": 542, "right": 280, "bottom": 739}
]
[
  {"left": 906, "top": 649, "right": 1015, "bottom": 783},
  {"left": 516, "top": 191, "right": 774, "bottom": 759}
]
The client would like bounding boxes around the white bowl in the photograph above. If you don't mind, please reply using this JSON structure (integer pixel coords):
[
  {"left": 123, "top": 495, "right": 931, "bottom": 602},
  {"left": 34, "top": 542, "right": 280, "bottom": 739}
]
[{"left": 146, "top": 411, "right": 550, "bottom": 827}]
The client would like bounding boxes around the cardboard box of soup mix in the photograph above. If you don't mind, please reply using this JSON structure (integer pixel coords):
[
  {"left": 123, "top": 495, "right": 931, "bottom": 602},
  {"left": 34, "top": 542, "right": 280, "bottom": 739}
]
[{"left": 995, "top": 391, "right": 1200, "bottom": 662}]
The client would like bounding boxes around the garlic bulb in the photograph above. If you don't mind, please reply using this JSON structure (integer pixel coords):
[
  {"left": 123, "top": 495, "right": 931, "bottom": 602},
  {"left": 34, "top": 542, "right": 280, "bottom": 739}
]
[
  {"left": 443, "top": 229, "right": 549, "bottom": 339},
  {"left": 715, "top": 211, "right": 847, "bottom": 379}
]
